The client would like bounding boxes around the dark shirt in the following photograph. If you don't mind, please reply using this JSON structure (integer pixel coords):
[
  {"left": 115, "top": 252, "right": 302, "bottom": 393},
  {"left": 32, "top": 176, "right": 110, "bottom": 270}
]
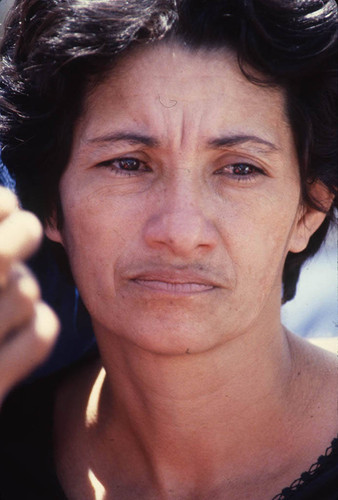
[
  {"left": 0, "top": 370, "right": 337, "bottom": 500},
  {"left": 0, "top": 372, "right": 67, "bottom": 500}
]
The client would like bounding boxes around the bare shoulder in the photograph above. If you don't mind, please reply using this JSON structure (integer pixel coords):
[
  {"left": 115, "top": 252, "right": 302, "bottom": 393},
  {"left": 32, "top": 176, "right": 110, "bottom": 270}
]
[
  {"left": 287, "top": 331, "right": 338, "bottom": 441},
  {"left": 288, "top": 331, "right": 338, "bottom": 373},
  {"left": 288, "top": 331, "right": 337, "bottom": 393}
]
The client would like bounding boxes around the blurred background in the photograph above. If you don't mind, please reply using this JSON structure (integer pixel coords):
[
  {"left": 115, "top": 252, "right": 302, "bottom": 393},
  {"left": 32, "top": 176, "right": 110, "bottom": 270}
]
[
  {"left": 281, "top": 224, "right": 337, "bottom": 347},
  {"left": 0, "top": 0, "right": 13, "bottom": 38}
]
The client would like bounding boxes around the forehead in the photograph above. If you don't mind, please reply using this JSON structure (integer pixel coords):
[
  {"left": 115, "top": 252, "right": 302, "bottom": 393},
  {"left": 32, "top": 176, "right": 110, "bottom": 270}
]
[{"left": 75, "top": 43, "right": 292, "bottom": 152}]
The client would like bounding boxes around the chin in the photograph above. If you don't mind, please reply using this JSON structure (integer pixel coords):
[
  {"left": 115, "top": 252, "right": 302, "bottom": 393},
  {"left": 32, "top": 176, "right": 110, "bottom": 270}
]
[{"left": 108, "top": 317, "right": 234, "bottom": 356}]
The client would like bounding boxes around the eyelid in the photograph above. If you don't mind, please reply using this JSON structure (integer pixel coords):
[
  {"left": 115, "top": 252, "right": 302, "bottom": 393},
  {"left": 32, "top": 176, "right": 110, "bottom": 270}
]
[
  {"left": 94, "top": 157, "right": 153, "bottom": 179},
  {"left": 96, "top": 157, "right": 148, "bottom": 168},
  {"left": 215, "top": 162, "right": 266, "bottom": 175}
]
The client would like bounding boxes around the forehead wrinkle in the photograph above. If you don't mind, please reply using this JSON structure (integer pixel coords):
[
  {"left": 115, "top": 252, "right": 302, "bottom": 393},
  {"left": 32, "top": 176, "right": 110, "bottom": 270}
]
[
  {"left": 154, "top": 94, "right": 212, "bottom": 155},
  {"left": 72, "top": 44, "right": 294, "bottom": 165}
]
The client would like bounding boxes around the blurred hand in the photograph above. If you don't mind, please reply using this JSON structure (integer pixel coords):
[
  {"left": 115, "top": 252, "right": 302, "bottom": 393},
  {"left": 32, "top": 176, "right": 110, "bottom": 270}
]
[{"left": 0, "top": 187, "right": 59, "bottom": 406}]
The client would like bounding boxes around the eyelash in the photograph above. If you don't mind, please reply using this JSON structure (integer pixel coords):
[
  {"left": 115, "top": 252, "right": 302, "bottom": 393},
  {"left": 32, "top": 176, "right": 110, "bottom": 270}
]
[
  {"left": 96, "top": 158, "right": 150, "bottom": 176},
  {"left": 96, "top": 158, "right": 265, "bottom": 182},
  {"left": 215, "top": 163, "right": 266, "bottom": 182}
]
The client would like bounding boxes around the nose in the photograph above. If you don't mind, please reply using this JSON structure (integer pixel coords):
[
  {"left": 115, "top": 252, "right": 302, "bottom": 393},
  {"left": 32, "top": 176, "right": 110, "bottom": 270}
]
[{"left": 143, "top": 181, "right": 219, "bottom": 258}]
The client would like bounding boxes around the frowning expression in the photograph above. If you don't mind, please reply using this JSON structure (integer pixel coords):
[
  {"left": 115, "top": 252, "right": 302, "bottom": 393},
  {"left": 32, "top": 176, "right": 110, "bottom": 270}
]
[{"left": 47, "top": 43, "right": 317, "bottom": 354}]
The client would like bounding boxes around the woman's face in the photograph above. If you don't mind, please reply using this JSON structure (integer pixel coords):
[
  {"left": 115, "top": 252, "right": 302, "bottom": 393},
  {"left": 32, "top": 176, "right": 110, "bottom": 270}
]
[{"left": 47, "top": 44, "right": 321, "bottom": 354}]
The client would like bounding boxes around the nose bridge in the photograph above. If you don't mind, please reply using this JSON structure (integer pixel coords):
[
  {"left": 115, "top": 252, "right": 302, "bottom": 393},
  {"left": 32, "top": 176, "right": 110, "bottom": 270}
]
[
  {"left": 166, "top": 165, "right": 200, "bottom": 211},
  {"left": 144, "top": 165, "right": 218, "bottom": 256}
]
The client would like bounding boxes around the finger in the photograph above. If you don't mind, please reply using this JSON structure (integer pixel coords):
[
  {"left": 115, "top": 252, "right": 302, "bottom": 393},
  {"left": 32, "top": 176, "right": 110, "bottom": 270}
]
[
  {"left": 0, "top": 263, "right": 41, "bottom": 341},
  {"left": 0, "top": 187, "right": 18, "bottom": 221},
  {"left": 0, "top": 210, "right": 43, "bottom": 286},
  {"left": 0, "top": 302, "right": 60, "bottom": 405}
]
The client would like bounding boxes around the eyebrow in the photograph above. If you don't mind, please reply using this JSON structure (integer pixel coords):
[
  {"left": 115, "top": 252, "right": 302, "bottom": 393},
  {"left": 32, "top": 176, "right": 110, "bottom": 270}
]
[
  {"left": 86, "top": 132, "right": 160, "bottom": 148},
  {"left": 208, "top": 134, "right": 279, "bottom": 151},
  {"left": 86, "top": 131, "right": 278, "bottom": 152}
]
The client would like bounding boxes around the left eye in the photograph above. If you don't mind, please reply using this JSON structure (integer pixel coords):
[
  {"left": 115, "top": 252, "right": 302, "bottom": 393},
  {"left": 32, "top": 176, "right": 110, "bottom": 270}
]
[
  {"left": 231, "top": 164, "right": 255, "bottom": 175},
  {"left": 216, "top": 163, "right": 264, "bottom": 178}
]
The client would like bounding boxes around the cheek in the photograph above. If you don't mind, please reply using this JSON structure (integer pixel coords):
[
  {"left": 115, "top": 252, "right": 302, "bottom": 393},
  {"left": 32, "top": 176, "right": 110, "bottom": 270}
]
[
  {"left": 60, "top": 182, "right": 142, "bottom": 249},
  {"left": 223, "top": 191, "right": 299, "bottom": 280},
  {"left": 58, "top": 186, "right": 147, "bottom": 305}
]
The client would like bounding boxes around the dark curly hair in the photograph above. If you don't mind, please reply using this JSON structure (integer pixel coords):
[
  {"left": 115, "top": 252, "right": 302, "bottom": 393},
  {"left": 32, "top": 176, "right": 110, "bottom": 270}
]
[{"left": 0, "top": 0, "right": 337, "bottom": 302}]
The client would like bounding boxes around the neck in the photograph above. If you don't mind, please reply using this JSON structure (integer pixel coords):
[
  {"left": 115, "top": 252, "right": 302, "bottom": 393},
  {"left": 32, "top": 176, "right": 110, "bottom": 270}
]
[{"left": 87, "top": 318, "right": 297, "bottom": 486}]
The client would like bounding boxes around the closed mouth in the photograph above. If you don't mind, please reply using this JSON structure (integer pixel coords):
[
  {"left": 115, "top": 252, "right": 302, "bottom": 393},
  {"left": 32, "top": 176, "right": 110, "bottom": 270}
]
[
  {"left": 132, "top": 278, "right": 214, "bottom": 293},
  {"left": 130, "top": 268, "right": 220, "bottom": 294}
]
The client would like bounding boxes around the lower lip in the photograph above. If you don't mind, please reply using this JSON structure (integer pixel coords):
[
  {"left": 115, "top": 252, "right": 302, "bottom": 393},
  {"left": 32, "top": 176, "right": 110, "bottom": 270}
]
[{"left": 133, "top": 279, "right": 214, "bottom": 294}]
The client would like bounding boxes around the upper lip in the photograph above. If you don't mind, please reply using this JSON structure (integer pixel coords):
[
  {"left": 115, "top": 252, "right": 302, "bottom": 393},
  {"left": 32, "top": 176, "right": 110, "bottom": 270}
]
[{"left": 130, "top": 268, "right": 221, "bottom": 288}]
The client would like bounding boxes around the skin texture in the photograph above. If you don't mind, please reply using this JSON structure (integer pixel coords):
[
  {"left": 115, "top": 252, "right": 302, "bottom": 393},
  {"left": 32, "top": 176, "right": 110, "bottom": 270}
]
[
  {"left": 0, "top": 187, "right": 59, "bottom": 404},
  {"left": 47, "top": 45, "right": 324, "bottom": 355},
  {"left": 47, "top": 44, "right": 337, "bottom": 499}
]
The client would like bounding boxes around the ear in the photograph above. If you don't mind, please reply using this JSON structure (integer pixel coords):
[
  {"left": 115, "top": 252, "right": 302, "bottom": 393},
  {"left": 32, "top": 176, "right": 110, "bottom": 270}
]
[
  {"left": 288, "top": 181, "right": 334, "bottom": 253},
  {"left": 44, "top": 211, "right": 64, "bottom": 245}
]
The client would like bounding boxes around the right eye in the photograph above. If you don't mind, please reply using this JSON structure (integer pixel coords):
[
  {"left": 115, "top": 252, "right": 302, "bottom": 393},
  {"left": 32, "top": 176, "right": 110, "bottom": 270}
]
[{"left": 96, "top": 157, "right": 151, "bottom": 175}]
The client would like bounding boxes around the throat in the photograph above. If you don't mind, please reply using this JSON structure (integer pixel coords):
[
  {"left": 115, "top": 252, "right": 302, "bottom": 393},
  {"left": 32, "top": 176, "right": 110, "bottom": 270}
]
[
  {"left": 80, "top": 353, "right": 297, "bottom": 494},
  {"left": 53, "top": 334, "right": 338, "bottom": 500}
]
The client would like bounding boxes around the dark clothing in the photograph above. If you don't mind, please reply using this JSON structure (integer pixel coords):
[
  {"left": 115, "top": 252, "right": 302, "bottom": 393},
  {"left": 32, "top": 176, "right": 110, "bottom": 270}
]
[
  {"left": 0, "top": 371, "right": 337, "bottom": 500},
  {"left": 0, "top": 372, "right": 67, "bottom": 500},
  {"left": 271, "top": 442, "right": 338, "bottom": 500}
]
